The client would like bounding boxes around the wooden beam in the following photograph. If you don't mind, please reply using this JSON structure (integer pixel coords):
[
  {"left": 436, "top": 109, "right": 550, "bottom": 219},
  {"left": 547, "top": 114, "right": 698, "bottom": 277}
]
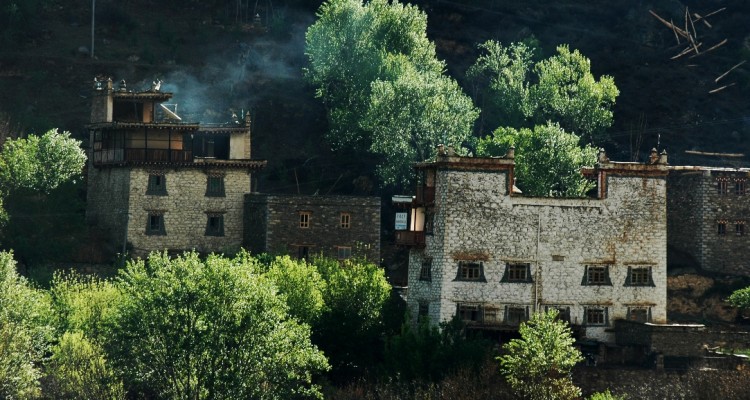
[
  {"left": 708, "top": 82, "right": 736, "bottom": 94},
  {"left": 650, "top": 10, "right": 689, "bottom": 38},
  {"left": 685, "top": 150, "right": 744, "bottom": 157},
  {"left": 715, "top": 61, "right": 746, "bottom": 83},
  {"left": 689, "top": 38, "right": 726, "bottom": 58}
]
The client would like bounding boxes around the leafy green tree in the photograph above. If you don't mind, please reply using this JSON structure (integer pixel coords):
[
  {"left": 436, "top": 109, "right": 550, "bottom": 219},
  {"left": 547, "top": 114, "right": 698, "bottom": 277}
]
[
  {"left": 469, "top": 41, "right": 618, "bottom": 142},
  {"left": 499, "top": 309, "right": 583, "bottom": 400},
  {"left": 49, "top": 272, "right": 120, "bottom": 342},
  {"left": 589, "top": 389, "right": 627, "bottom": 400},
  {"left": 363, "top": 64, "right": 479, "bottom": 186},
  {"left": 106, "top": 251, "right": 329, "bottom": 399},
  {"left": 311, "top": 256, "right": 391, "bottom": 381},
  {"left": 728, "top": 286, "right": 750, "bottom": 309},
  {"left": 45, "top": 331, "right": 125, "bottom": 400},
  {"left": 0, "top": 251, "right": 54, "bottom": 399},
  {"left": 265, "top": 255, "right": 326, "bottom": 326},
  {"left": 0, "top": 128, "right": 86, "bottom": 193},
  {"left": 477, "top": 122, "right": 597, "bottom": 197},
  {"left": 306, "top": 0, "right": 477, "bottom": 186}
]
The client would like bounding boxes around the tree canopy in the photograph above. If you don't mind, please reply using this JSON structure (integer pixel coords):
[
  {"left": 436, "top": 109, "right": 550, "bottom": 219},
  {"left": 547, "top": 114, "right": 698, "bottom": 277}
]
[
  {"left": 477, "top": 122, "right": 598, "bottom": 197},
  {"left": 728, "top": 286, "right": 750, "bottom": 309},
  {"left": 305, "top": 0, "right": 477, "bottom": 186},
  {"left": 499, "top": 309, "right": 583, "bottom": 400}
]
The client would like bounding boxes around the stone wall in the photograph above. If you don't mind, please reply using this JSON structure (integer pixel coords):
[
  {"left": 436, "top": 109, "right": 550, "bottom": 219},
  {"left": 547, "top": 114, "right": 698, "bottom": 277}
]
[
  {"left": 408, "top": 158, "right": 667, "bottom": 343},
  {"left": 244, "top": 194, "right": 381, "bottom": 262},
  {"left": 126, "top": 167, "right": 251, "bottom": 256},
  {"left": 668, "top": 169, "right": 750, "bottom": 275},
  {"left": 86, "top": 166, "right": 131, "bottom": 253}
]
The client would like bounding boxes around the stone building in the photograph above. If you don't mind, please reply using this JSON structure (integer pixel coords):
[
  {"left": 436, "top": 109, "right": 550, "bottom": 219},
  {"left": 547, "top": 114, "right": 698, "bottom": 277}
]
[
  {"left": 397, "top": 147, "right": 669, "bottom": 343},
  {"left": 86, "top": 77, "right": 266, "bottom": 257},
  {"left": 668, "top": 167, "right": 750, "bottom": 275},
  {"left": 244, "top": 194, "right": 381, "bottom": 262}
]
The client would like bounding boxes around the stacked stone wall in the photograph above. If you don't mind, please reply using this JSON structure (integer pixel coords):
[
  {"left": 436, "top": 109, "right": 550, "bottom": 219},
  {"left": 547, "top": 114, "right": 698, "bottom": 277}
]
[
  {"left": 244, "top": 194, "right": 381, "bottom": 262},
  {"left": 243, "top": 194, "right": 268, "bottom": 255},
  {"left": 127, "top": 168, "right": 251, "bottom": 256},
  {"left": 409, "top": 166, "right": 667, "bottom": 343},
  {"left": 86, "top": 166, "right": 131, "bottom": 251},
  {"left": 667, "top": 172, "right": 704, "bottom": 269}
]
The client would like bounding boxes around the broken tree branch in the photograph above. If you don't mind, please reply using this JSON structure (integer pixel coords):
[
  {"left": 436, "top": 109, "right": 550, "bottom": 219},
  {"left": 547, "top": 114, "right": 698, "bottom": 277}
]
[
  {"left": 687, "top": 7, "right": 698, "bottom": 39},
  {"left": 671, "top": 45, "right": 696, "bottom": 59},
  {"left": 693, "top": 13, "right": 712, "bottom": 28},
  {"left": 715, "top": 60, "right": 746, "bottom": 83},
  {"left": 689, "top": 38, "right": 726, "bottom": 58},
  {"left": 701, "top": 7, "right": 726, "bottom": 19},
  {"left": 708, "top": 82, "right": 735, "bottom": 94},
  {"left": 671, "top": 19, "right": 680, "bottom": 44},
  {"left": 650, "top": 10, "right": 689, "bottom": 38}
]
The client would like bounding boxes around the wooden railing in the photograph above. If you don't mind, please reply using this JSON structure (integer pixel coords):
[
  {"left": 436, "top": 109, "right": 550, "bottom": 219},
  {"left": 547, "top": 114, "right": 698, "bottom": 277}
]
[
  {"left": 94, "top": 149, "right": 193, "bottom": 164},
  {"left": 394, "top": 230, "right": 425, "bottom": 246}
]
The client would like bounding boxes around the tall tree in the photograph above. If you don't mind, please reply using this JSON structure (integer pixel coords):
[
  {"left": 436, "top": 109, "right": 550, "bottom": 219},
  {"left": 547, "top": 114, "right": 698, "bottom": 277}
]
[
  {"left": 477, "top": 122, "right": 598, "bottom": 197},
  {"left": 499, "top": 309, "right": 583, "bottom": 400},
  {"left": 106, "top": 252, "right": 329, "bottom": 399},
  {"left": 305, "top": 0, "right": 477, "bottom": 186}
]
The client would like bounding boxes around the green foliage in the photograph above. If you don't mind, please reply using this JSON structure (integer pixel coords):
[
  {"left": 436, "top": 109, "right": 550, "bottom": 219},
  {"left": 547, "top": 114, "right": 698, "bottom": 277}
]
[
  {"left": 363, "top": 65, "right": 479, "bottom": 186},
  {"left": 477, "top": 122, "right": 597, "bottom": 197},
  {"left": 265, "top": 255, "right": 326, "bottom": 325},
  {"left": 306, "top": 0, "right": 477, "bottom": 186},
  {"left": 0, "top": 251, "right": 54, "bottom": 399},
  {"left": 49, "top": 272, "right": 120, "bottom": 342},
  {"left": 312, "top": 256, "right": 392, "bottom": 380},
  {"left": 0, "top": 129, "right": 86, "bottom": 193},
  {"left": 383, "top": 316, "right": 491, "bottom": 383},
  {"left": 728, "top": 286, "right": 750, "bottom": 309},
  {"left": 499, "top": 309, "right": 583, "bottom": 400},
  {"left": 45, "top": 331, "right": 125, "bottom": 400},
  {"left": 469, "top": 41, "right": 618, "bottom": 141},
  {"left": 106, "top": 251, "right": 329, "bottom": 399},
  {"left": 589, "top": 389, "right": 627, "bottom": 400}
]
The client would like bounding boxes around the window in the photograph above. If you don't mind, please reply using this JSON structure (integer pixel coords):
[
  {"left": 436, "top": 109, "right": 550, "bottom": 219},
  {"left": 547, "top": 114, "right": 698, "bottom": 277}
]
[
  {"left": 718, "top": 220, "right": 727, "bottom": 236},
  {"left": 736, "top": 221, "right": 746, "bottom": 236},
  {"left": 146, "top": 212, "right": 166, "bottom": 235},
  {"left": 627, "top": 307, "right": 651, "bottom": 323},
  {"left": 340, "top": 212, "right": 351, "bottom": 229},
  {"left": 584, "top": 307, "right": 608, "bottom": 326},
  {"left": 418, "top": 302, "right": 429, "bottom": 322},
  {"left": 147, "top": 174, "right": 167, "bottom": 195},
  {"left": 299, "top": 212, "right": 310, "bottom": 228},
  {"left": 206, "top": 175, "right": 225, "bottom": 197},
  {"left": 424, "top": 213, "right": 434, "bottom": 235},
  {"left": 296, "top": 246, "right": 310, "bottom": 260},
  {"left": 337, "top": 246, "right": 352, "bottom": 260},
  {"left": 625, "top": 266, "right": 654, "bottom": 287},
  {"left": 501, "top": 263, "right": 532, "bottom": 283},
  {"left": 457, "top": 303, "right": 482, "bottom": 323},
  {"left": 419, "top": 258, "right": 432, "bottom": 281},
  {"left": 505, "top": 306, "right": 528, "bottom": 326},
  {"left": 717, "top": 178, "right": 729, "bottom": 195},
  {"left": 581, "top": 265, "right": 611, "bottom": 286},
  {"left": 483, "top": 307, "right": 501, "bottom": 324},
  {"left": 455, "top": 261, "right": 486, "bottom": 282},
  {"left": 736, "top": 179, "right": 746, "bottom": 195},
  {"left": 205, "top": 214, "right": 224, "bottom": 236},
  {"left": 545, "top": 306, "right": 571, "bottom": 323}
]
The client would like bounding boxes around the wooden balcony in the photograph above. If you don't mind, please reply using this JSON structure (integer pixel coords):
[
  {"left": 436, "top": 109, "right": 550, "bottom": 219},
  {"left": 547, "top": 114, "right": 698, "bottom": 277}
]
[
  {"left": 415, "top": 186, "right": 435, "bottom": 204},
  {"left": 93, "top": 148, "right": 193, "bottom": 165},
  {"left": 395, "top": 230, "right": 425, "bottom": 247}
]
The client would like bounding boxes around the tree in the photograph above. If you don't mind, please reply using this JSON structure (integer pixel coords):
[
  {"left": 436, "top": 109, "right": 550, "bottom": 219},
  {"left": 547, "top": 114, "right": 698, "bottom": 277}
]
[
  {"left": 106, "top": 251, "right": 329, "bottom": 399},
  {"left": 499, "top": 309, "right": 583, "bottom": 400},
  {"left": 469, "top": 41, "right": 618, "bottom": 142},
  {"left": 728, "top": 286, "right": 750, "bottom": 309},
  {"left": 306, "top": 0, "right": 477, "bottom": 186},
  {"left": 311, "top": 256, "right": 391, "bottom": 381},
  {"left": 0, "top": 251, "right": 54, "bottom": 399},
  {"left": 477, "top": 122, "right": 598, "bottom": 197},
  {"left": 0, "top": 128, "right": 86, "bottom": 193},
  {"left": 265, "top": 255, "right": 326, "bottom": 326}
]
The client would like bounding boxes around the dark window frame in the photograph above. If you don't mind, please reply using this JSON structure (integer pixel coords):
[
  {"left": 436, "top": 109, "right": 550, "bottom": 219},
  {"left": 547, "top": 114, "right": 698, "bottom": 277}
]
[
  {"left": 205, "top": 175, "right": 225, "bottom": 197},
  {"left": 584, "top": 307, "right": 609, "bottom": 326},
  {"left": 624, "top": 266, "right": 655, "bottom": 287},
  {"left": 146, "top": 212, "right": 166, "bottom": 236},
  {"left": 146, "top": 174, "right": 167, "bottom": 196},
  {"left": 736, "top": 179, "right": 746, "bottom": 195},
  {"left": 340, "top": 212, "right": 351, "bottom": 229},
  {"left": 718, "top": 221, "right": 727, "bottom": 236},
  {"left": 504, "top": 305, "right": 529, "bottom": 326},
  {"left": 545, "top": 305, "right": 572, "bottom": 323},
  {"left": 501, "top": 263, "right": 533, "bottom": 283},
  {"left": 417, "top": 302, "right": 429, "bottom": 323},
  {"left": 337, "top": 246, "right": 352, "bottom": 260},
  {"left": 456, "top": 303, "right": 482, "bottom": 323},
  {"left": 454, "top": 261, "right": 487, "bottom": 282},
  {"left": 419, "top": 257, "right": 432, "bottom": 281},
  {"left": 717, "top": 179, "right": 729, "bottom": 195},
  {"left": 299, "top": 211, "right": 311, "bottom": 229},
  {"left": 581, "top": 265, "right": 612, "bottom": 286},
  {"left": 736, "top": 221, "right": 746, "bottom": 236},
  {"left": 205, "top": 213, "right": 225, "bottom": 237},
  {"left": 627, "top": 306, "right": 651, "bottom": 323}
]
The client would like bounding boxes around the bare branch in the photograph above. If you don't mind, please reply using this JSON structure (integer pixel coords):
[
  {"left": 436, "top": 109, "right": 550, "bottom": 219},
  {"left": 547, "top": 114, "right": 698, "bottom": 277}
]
[{"left": 715, "top": 61, "right": 746, "bottom": 83}]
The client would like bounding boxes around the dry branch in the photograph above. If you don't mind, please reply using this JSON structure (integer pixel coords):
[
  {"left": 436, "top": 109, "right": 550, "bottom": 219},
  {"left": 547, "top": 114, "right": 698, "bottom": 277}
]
[
  {"left": 685, "top": 150, "right": 744, "bottom": 157},
  {"left": 715, "top": 61, "right": 746, "bottom": 83},
  {"left": 702, "top": 7, "right": 726, "bottom": 19},
  {"left": 671, "top": 45, "right": 695, "bottom": 59},
  {"left": 671, "top": 20, "right": 680, "bottom": 44},
  {"left": 708, "top": 82, "right": 735, "bottom": 94},
  {"left": 650, "top": 10, "right": 689, "bottom": 38},
  {"left": 693, "top": 13, "right": 712, "bottom": 28},
  {"left": 687, "top": 7, "right": 698, "bottom": 38},
  {"left": 689, "top": 39, "right": 726, "bottom": 58}
]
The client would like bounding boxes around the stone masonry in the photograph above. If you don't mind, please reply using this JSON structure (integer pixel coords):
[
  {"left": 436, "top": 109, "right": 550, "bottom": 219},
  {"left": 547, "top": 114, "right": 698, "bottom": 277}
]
[
  {"left": 668, "top": 167, "right": 750, "bottom": 275},
  {"left": 244, "top": 194, "right": 381, "bottom": 262},
  {"left": 406, "top": 149, "right": 668, "bottom": 343}
]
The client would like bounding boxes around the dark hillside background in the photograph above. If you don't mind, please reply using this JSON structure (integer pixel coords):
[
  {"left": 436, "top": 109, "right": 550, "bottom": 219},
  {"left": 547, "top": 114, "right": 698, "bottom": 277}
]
[{"left": 1, "top": 0, "right": 749, "bottom": 196}]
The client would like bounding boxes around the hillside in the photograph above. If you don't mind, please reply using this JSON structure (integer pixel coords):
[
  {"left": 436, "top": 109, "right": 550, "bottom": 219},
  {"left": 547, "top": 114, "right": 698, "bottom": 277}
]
[{"left": 1, "top": 0, "right": 749, "bottom": 195}]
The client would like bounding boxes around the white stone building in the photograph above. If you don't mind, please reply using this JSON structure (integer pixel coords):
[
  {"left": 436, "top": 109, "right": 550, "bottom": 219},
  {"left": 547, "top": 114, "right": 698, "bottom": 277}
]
[{"left": 398, "top": 147, "right": 668, "bottom": 343}]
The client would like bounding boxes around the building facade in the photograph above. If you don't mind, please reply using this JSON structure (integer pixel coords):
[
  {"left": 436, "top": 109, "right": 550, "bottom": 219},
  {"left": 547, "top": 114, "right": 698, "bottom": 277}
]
[
  {"left": 244, "top": 194, "right": 381, "bottom": 262},
  {"left": 399, "top": 147, "right": 669, "bottom": 343},
  {"left": 668, "top": 167, "right": 750, "bottom": 275},
  {"left": 86, "top": 77, "right": 266, "bottom": 257}
]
